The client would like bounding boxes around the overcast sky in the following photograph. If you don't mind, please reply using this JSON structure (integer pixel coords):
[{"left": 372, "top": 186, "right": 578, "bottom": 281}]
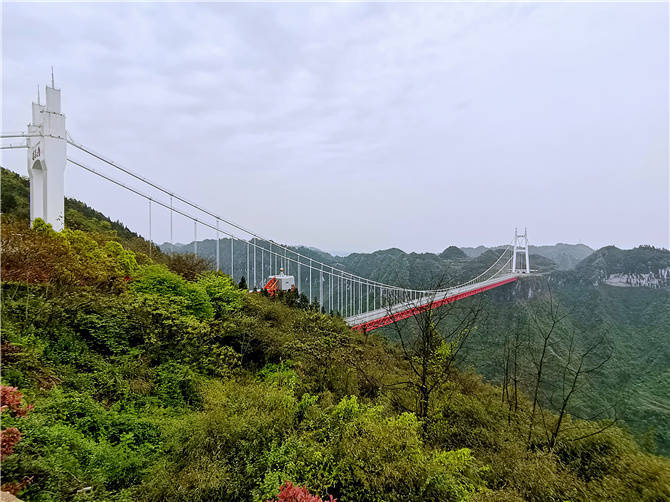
[{"left": 2, "top": 2, "right": 668, "bottom": 253}]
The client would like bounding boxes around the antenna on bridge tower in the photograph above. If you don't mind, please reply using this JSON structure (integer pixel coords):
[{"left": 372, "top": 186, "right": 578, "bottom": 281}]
[
  {"left": 51, "top": 66, "right": 55, "bottom": 88},
  {"left": 512, "top": 228, "right": 530, "bottom": 274}
]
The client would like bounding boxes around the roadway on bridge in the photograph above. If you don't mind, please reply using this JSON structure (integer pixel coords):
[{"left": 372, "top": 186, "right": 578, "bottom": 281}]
[{"left": 345, "top": 274, "right": 519, "bottom": 332}]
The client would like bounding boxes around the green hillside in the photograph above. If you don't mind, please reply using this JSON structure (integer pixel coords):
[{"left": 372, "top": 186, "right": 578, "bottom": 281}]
[
  {"left": 575, "top": 245, "right": 670, "bottom": 284},
  {"left": 1, "top": 167, "right": 669, "bottom": 500},
  {"left": 464, "top": 276, "right": 670, "bottom": 457},
  {"left": 1, "top": 168, "right": 141, "bottom": 243}
]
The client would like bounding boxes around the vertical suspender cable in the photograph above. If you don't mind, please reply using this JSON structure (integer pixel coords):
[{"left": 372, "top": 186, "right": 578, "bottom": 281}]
[
  {"left": 246, "top": 241, "right": 250, "bottom": 286},
  {"left": 338, "top": 274, "right": 341, "bottom": 314},
  {"left": 342, "top": 275, "right": 349, "bottom": 317},
  {"left": 330, "top": 267, "right": 333, "bottom": 314},
  {"left": 340, "top": 274, "right": 343, "bottom": 315},
  {"left": 356, "top": 281, "right": 359, "bottom": 314},
  {"left": 169, "top": 196, "right": 174, "bottom": 255},
  {"left": 253, "top": 241, "right": 257, "bottom": 288},
  {"left": 345, "top": 276, "right": 348, "bottom": 317},
  {"left": 216, "top": 219, "right": 220, "bottom": 271},
  {"left": 309, "top": 258, "right": 312, "bottom": 302},
  {"left": 230, "top": 238, "right": 234, "bottom": 280},
  {"left": 148, "top": 199, "right": 152, "bottom": 258},
  {"left": 194, "top": 220, "right": 197, "bottom": 256}
]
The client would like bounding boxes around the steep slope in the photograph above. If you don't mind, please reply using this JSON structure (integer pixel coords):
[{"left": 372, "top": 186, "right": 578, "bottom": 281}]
[
  {"left": 1, "top": 168, "right": 141, "bottom": 242},
  {"left": 575, "top": 245, "right": 670, "bottom": 287},
  {"left": 464, "top": 249, "right": 670, "bottom": 456},
  {"left": 2, "top": 215, "right": 670, "bottom": 501}
]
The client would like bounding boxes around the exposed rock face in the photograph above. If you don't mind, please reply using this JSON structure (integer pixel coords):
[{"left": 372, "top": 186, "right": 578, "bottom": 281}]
[
  {"left": 573, "top": 246, "right": 670, "bottom": 288},
  {"left": 603, "top": 267, "right": 670, "bottom": 288}
]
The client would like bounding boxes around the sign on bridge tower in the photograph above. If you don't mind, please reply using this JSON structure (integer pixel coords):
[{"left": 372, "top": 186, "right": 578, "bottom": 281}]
[
  {"left": 512, "top": 227, "right": 530, "bottom": 274},
  {"left": 27, "top": 75, "right": 66, "bottom": 231}
]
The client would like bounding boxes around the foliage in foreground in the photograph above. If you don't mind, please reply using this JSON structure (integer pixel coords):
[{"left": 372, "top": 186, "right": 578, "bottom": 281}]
[{"left": 1, "top": 219, "right": 669, "bottom": 501}]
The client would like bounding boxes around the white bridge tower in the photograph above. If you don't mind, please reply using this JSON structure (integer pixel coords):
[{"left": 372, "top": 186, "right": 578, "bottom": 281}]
[
  {"left": 27, "top": 74, "right": 67, "bottom": 231},
  {"left": 512, "top": 227, "right": 530, "bottom": 274}
]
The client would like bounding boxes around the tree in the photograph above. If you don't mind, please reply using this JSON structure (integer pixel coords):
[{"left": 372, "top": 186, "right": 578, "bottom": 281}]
[
  {"left": 523, "top": 283, "right": 615, "bottom": 449},
  {"left": 547, "top": 329, "right": 613, "bottom": 449},
  {"left": 385, "top": 289, "right": 485, "bottom": 433},
  {"left": 525, "top": 285, "right": 566, "bottom": 445},
  {"left": 239, "top": 276, "right": 248, "bottom": 290},
  {"left": 297, "top": 293, "right": 310, "bottom": 310},
  {"left": 501, "top": 308, "right": 525, "bottom": 424},
  {"left": 165, "top": 252, "right": 213, "bottom": 281}
]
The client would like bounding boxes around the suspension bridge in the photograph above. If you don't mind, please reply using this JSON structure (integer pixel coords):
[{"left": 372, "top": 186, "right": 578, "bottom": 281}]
[{"left": 1, "top": 82, "right": 531, "bottom": 332}]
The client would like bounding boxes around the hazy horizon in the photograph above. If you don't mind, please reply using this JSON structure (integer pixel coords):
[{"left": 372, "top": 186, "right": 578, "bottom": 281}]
[
  {"left": 2, "top": 2, "right": 668, "bottom": 251},
  {"left": 161, "top": 236, "right": 647, "bottom": 258}
]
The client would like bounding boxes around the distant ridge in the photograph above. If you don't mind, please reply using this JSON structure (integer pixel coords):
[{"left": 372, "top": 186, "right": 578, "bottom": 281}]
[
  {"left": 575, "top": 245, "right": 670, "bottom": 287},
  {"left": 461, "top": 243, "right": 594, "bottom": 270}
]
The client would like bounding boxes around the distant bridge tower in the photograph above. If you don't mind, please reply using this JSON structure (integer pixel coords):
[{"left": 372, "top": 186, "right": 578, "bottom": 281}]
[
  {"left": 512, "top": 227, "right": 530, "bottom": 274},
  {"left": 27, "top": 74, "right": 66, "bottom": 231}
]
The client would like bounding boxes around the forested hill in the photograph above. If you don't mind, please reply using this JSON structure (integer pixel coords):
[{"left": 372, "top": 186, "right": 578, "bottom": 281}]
[
  {"left": 2, "top": 167, "right": 670, "bottom": 501},
  {"left": 461, "top": 243, "right": 594, "bottom": 270},
  {"left": 574, "top": 245, "right": 670, "bottom": 287},
  {"left": 1, "top": 168, "right": 140, "bottom": 242},
  {"left": 162, "top": 239, "right": 558, "bottom": 290}
]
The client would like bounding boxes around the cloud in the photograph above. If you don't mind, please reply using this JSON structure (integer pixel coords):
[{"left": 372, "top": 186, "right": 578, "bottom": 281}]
[{"left": 2, "top": 2, "right": 668, "bottom": 251}]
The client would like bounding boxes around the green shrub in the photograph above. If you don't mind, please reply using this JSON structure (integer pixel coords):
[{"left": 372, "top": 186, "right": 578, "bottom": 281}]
[
  {"left": 154, "top": 362, "right": 203, "bottom": 409},
  {"left": 196, "top": 271, "right": 244, "bottom": 318},
  {"left": 1, "top": 390, "right": 162, "bottom": 501},
  {"left": 259, "top": 361, "right": 300, "bottom": 390},
  {"left": 322, "top": 396, "right": 485, "bottom": 502},
  {"left": 130, "top": 265, "right": 214, "bottom": 320},
  {"left": 165, "top": 252, "right": 213, "bottom": 281},
  {"left": 143, "top": 379, "right": 299, "bottom": 501},
  {"left": 1, "top": 219, "right": 139, "bottom": 290}
]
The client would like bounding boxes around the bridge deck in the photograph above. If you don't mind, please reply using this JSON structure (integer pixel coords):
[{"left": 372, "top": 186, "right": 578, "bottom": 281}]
[{"left": 345, "top": 274, "right": 518, "bottom": 332}]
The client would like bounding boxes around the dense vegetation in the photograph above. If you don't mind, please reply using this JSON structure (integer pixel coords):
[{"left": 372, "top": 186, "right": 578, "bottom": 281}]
[
  {"left": 2, "top": 168, "right": 669, "bottom": 500},
  {"left": 573, "top": 245, "right": 670, "bottom": 284},
  {"left": 459, "top": 277, "right": 670, "bottom": 457}
]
